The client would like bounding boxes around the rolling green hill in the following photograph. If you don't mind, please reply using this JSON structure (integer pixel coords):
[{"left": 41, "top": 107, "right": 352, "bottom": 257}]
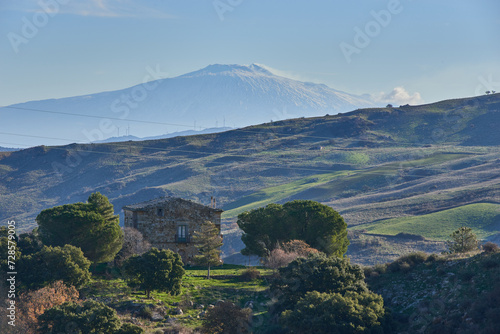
[
  {"left": 1, "top": 93, "right": 499, "bottom": 264},
  {"left": 353, "top": 203, "right": 500, "bottom": 240}
]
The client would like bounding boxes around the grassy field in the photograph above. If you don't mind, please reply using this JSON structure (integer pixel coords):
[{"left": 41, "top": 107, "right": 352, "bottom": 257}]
[
  {"left": 222, "top": 171, "right": 349, "bottom": 218},
  {"left": 222, "top": 152, "right": 472, "bottom": 219},
  {"left": 352, "top": 203, "right": 500, "bottom": 240},
  {"left": 82, "top": 264, "right": 274, "bottom": 332}
]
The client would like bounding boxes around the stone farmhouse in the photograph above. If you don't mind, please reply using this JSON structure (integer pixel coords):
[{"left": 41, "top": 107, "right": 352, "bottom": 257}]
[{"left": 123, "top": 196, "right": 223, "bottom": 264}]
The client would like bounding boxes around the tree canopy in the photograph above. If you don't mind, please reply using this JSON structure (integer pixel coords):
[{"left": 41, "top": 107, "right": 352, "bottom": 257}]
[
  {"left": 123, "top": 248, "right": 185, "bottom": 298},
  {"left": 270, "top": 253, "right": 367, "bottom": 312},
  {"left": 37, "top": 300, "right": 122, "bottom": 334},
  {"left": 36, "top": 192, "right": 123, "bottom": 263},
  {"left": 19, "top": 244, "right": 91, "bottom": 290},
  {"left": 281, "top": 290, "right": 385, "bottom": 334},
  {"left": 237, "top": 200, "right": 349, "bottom": 257}
]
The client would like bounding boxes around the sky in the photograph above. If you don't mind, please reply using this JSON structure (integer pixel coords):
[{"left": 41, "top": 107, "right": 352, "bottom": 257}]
[{"left": 0, "top": 0, "right": 499, "bottom": 110}]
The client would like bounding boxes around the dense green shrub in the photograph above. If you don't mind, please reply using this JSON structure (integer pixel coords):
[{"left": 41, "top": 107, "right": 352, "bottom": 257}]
[
  {"left": 20, "top": 244, "right": 91, "bottom": 290},
  {"left": 37, "top": 300, "right": 121, "bottom": 334},
  {"left": 270, "top": 253, "right": 367, "bottom": 312},
  {"left": 281, "top": 290, "right": 385, "bottom": 334},
  {"left": 115, "top": 323, "right": 144, "bottom": 334},
  {"left": 387, "top": 252, "right": 428, "bottom": 273}
]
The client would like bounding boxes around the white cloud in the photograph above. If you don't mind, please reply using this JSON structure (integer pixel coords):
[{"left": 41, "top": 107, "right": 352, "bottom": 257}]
[{"left": 372, "top": 87, "right": 423, "bottom": 106}]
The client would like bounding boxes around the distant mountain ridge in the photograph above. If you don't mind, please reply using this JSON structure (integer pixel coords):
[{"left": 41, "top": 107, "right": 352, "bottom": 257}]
[
  {"left": 94, "top": 127, "right": 233, "bottom": 144},
  {"left": 1, "top": 64, "right": 376, "bottom": 147}
]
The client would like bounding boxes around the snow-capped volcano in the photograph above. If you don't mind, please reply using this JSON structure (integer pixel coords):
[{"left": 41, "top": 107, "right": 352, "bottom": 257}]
[{"left": 1, "top": 64, "right": 376, "bottom": 146}]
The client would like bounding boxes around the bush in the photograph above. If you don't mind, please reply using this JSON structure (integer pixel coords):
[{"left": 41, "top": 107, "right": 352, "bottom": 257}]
[
  {"left": 202, "top": 301, "right": 252, "bottom": 334},
  {"left": 116, "top": 323, "right": 144, "bottom": 334},
  {"left": 426, "top": 253, "right": 441, "bottom": 262},
  {"left": 38, "top": 300, "right": 122, "bottom": 333},
  {"left": 19, "top": 244, "right": 91, "bottom": 290},
  {"left": 270, "top": 253, "right": 367, "bottom": 312},
  {"left": 388, "top": 252, "right": 428, "bottom": 273},
  {"left": 138, "top": 306, "right": 153, "bottom": 319},
  {"left": 264, "top": 248, "right": 299, "bottom": 270},
  {"left": 281, "top": 290, "right": 385, "bottom": 334},
  {"left": 483, "top": 242, "right": 499, "bottom": 254},
  {"left": 16, "top": 280, "right": 79, "bottom": 332},
  {"left": 281, "top": 240, "right": 319, "bottom": 256},
  {"left": 239, "top": 267, "right": 261, "bottom": 281},
  {"left": 161, "top": 324, "right": 196, "bottom": 334},
  {"left": 363, "top": 263, "right": 386, "bottom": 278}
]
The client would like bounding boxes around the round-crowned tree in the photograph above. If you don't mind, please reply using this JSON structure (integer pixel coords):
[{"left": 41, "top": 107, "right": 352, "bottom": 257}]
[
  {"left": 237, "top": 200, "right": 349, "bottom": 258},
  {"left": 123, "top": 248, "right": 185, "bottom": 298}
]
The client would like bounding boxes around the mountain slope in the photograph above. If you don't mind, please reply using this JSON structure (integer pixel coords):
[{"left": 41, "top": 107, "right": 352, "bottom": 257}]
[
  {"left": 0, "top": 64, "right": 374, "bottom": 147},
  {"left": 1, "top": 94, "right": 499, "bottom": 264}
]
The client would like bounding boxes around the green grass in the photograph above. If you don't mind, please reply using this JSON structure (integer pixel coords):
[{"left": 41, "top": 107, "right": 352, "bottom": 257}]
[
  {"left": 222, "top": 152, "right": 472, "bottom": 219},
  {"left": 222, "top": 171, "right": 349, "bottom": 218},
  {"left": 82, "top": 264, "right": 274, "bottom": 331},
  {"left": 354, "top": 203, "right": 500, "bottom": 240}
]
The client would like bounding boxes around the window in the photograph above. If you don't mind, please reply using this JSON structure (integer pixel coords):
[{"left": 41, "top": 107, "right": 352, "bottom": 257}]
[
  {"left": 176, "top": 225, "right": 189, "bottom": 243},
  {"left": 132, "top": 212, "right": 138, "bottom": 229},
  {"left": 157, "top": 208, "right": 163, "bottom": 217}
]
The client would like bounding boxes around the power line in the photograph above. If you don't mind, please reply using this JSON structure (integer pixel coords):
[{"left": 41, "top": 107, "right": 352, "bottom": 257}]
[
  {"left": 1, "top": 105, "right": 196, "bottom": 129},
  {"left": 1, "top": 104, "right": 361, "bottom": 142}
]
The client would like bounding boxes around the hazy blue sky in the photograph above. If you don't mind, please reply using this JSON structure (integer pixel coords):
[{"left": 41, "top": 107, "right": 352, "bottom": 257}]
[{"left": 1, "top": 0, "right": 499, "bottom": 107}]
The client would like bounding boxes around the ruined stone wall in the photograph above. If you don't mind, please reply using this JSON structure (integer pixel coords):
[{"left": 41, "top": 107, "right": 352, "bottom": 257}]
[{"left": 123, "top": 199, "right": 221, "bottom": 264}]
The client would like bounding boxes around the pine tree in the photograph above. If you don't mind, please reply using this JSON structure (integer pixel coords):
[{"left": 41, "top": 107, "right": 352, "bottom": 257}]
[
  {"left": 447, "top": 227, "right": 479, "bottom": 253},
  {"left": 192, "top": 221, "right": 223, "bottom": 279},
  {"left": 37, "top": 192, "right": 123, "bottom": 263}
]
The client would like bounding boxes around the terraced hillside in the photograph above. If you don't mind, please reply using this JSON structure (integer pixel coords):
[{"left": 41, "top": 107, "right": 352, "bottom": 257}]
[{"left": 1, "top": 94, "right": 499, "bottom": 264}]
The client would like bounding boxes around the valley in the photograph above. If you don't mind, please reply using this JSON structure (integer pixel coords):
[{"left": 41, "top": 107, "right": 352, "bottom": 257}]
[{"left": 1, "top": 93, "right": 499, "bottom": 265}]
